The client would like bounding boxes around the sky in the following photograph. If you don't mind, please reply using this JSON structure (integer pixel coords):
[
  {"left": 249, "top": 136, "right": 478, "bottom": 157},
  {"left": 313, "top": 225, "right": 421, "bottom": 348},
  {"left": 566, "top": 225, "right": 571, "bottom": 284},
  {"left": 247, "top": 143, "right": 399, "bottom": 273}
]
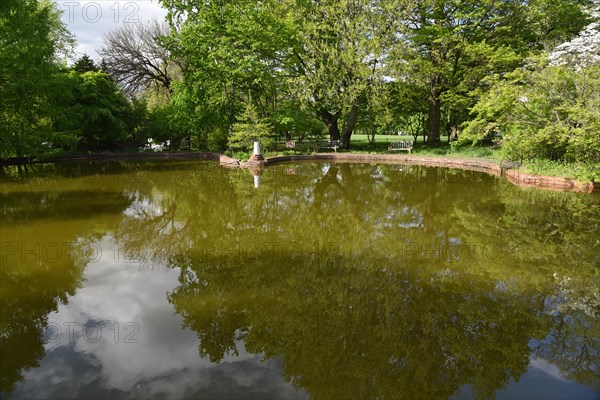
[{"left": 56, "top": 0, "right": 169, "bottom": 61}]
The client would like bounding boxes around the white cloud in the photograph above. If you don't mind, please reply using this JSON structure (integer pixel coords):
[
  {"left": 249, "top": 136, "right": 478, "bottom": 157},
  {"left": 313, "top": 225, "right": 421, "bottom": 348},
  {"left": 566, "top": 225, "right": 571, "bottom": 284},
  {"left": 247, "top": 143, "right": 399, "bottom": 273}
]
[{"left": 56, "top": 0, "right": 169, "bottom": 61}]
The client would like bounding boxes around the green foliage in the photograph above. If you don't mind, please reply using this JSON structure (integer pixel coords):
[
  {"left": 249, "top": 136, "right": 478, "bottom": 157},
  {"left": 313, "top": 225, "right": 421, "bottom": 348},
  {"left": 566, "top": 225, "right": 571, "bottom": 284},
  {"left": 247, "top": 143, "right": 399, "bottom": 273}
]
[
  {"left": 381, "top": 81, "right": 429, "bottom": 141},
  {"left": 287, "top": 0, "right": 399, "bottom": 146},
  {"left": 0, "top": 0, "right": 596, "bottom": 172},
  {"left": 519, "top": 159, "right": 600, "bottom": 183},
  {"left": 51, "top": 71, "right": 131, "bottom": 151},
  {"left": 388, "top": 0, "right": 590, "bottom": 143},
  {"left": 162, "top": 0, "right": 403, "bottom": 149},
  {"left": 125, "top": 98, "right": 151, "bottom": 149},
  {"left": 123, "top": 95, "right": 189, "bottom": 152},
  {"left": 462, "top": 57, "right": 600, "bottom": 176},
  {"left": 167, "top": 80, "right": 231, "bottom": 151},
  {"left": 161, "top": 0, "right": 291, "bottom": 151},
  {"left": 228, "top": 102, "right": 274, "bottom": 151},
  {"left": 143, "top": 103, "right": 187, "bottom": 150},
  {"left": 0, "top": 0, "right": 75, "bottom": 158},
  {"left": 272, "top": 98, "right": 324, "bottom": 140},
  {"left": 72, "top": 54, "right": 99, "bottom": 73},
  {"left": 226, "top": 150, "right": 251, "bottom": 162},
  {"left": 158, "top": 0, "right": 595, "bottom": 156},
  {"left": 0, "top": 1, "right": 179, "bottom": 157}
]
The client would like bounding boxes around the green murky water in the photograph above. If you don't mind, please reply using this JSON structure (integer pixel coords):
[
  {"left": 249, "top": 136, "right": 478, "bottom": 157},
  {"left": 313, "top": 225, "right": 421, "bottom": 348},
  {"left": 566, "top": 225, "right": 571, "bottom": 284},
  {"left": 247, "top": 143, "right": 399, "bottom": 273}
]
[{"left": 1, "top": 160, "right": 599, "bottom": 399}]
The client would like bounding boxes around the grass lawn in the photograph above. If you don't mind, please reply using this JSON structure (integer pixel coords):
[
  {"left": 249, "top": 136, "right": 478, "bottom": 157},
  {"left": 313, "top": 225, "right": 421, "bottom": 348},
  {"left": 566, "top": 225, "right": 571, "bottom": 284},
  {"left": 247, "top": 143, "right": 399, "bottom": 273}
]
[
  {"left": 350, "top": 134, "right": 415, "bottom": 145},
  {"left": 349, "top": 134, "right": 502, "bottom": 160},
  {"left": 267, "top": 133, "right": 501, "bottom": 160}
]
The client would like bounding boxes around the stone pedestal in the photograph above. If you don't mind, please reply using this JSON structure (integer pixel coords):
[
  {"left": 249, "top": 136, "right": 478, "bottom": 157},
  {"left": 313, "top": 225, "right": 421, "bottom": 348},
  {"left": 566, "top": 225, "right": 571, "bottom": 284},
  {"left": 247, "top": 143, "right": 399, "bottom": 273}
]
[
  {"left": 246, "top": 141, "right": 265, "bottom": 167},
  {"left": 249, "top": 153, "right": 264, "bottom": 162}
]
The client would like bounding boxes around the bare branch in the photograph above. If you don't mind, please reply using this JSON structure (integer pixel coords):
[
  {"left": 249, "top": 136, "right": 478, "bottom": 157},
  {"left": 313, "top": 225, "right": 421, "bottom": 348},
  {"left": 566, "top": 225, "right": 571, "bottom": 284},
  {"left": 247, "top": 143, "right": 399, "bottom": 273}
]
[{"left": 98, "top": 20, "right": 177, "bottom": 97}]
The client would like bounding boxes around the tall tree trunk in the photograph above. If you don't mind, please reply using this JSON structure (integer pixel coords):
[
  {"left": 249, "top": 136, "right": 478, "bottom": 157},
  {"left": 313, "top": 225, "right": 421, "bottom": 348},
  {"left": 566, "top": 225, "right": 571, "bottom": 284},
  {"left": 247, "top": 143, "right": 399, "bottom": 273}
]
[
  {"left": 226, "top": 81, "right": 236, "bottom": 136},
  {"left": 341, "top": 101, "right": 359, "bottom": 149},
  {"left": 427, "top": 77, "right": 442, "bottom": 146},
  {"left": 319, "top": 110, "right": 341, "bottom": 141},
  {"left": 312, "top": 166, "right": 341, "bottom": 211}
]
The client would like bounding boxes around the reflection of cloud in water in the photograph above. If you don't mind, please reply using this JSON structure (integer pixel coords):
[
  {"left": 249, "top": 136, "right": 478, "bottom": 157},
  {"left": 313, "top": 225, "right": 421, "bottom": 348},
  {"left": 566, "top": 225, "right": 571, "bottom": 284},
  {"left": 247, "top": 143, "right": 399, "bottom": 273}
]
[
  {"left": 14, "top": 346, "right": 306, "bottom": 400},
  {"left": 124, "top": 191, "right": 165, "bottom": 219},
  {"left": 123, "top": 191, "right": 184, "bottom": 236},
  {"left": 136, "top": 357, "right": 307, "bottom": 400},
  {"left": 529, "top": 358, "right": 568, "bottom": 382},
  {"left": 12, "top": 236, "right": 304, "bottom": 399}
]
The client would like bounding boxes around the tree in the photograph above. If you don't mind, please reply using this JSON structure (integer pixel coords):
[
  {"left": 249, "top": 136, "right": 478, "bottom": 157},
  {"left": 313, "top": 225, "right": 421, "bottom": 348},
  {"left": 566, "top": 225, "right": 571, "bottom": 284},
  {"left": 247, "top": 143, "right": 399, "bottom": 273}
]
[
  {"left": 161, "top": 0, "right": 401, "bottom": 150},
  {"left": 98, "top": 20, "right": 177, "bottom": 97},
  {"left": 228, "top": 101, "right": 275, "bottom": 151},
  {"left": 271, "top": 97, "right": 325, "bottom": 142},
  {"left": 549, "top": 3, "right": 600, "bottom": 68},
  {"left": 51, "top": 71, "right": 132, "bottom": 151},
  {"left": 461, "top": 56, "right": 600, "bottom": 179},
  {"left": 386, "top": 80, "right": 429, "bottom": 143},
  {"left": 392, "top": 0, "right": 590, "bottom": 145},
  {"left": 284, "top": 0, "right": 400, "bottom": 148},
  {"left": 158, "top": 0, "right": 593, "bottom": 152},
  {"left": 161, "top": 0, "right": 292, "bottom": 150},
  {"left": 0, "top": 0, "right": 75, "bottom": 158},
  {"left": 72, "top": 54, "right": 99, "bottom": 73}
]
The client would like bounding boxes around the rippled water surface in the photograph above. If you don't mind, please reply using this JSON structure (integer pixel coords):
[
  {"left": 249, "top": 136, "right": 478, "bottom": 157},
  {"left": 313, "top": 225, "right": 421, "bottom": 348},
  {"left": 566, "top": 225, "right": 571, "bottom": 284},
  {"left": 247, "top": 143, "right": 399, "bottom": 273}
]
[{"left": 1, "top": 160, "right": 599, "bottom": 399}]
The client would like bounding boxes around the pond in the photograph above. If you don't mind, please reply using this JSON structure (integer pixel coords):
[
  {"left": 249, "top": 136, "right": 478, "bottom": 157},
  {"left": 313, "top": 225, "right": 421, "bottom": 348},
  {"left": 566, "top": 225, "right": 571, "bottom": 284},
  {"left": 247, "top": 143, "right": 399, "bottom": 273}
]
[{"left": 1, "top": 160, "right": 599, "bottom": 399}]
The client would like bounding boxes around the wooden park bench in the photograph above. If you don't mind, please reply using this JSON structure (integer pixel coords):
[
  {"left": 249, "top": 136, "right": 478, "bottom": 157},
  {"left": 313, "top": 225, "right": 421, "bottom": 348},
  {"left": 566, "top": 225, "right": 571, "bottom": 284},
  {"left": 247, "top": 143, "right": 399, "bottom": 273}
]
[
  {"left": 388, "top": 141, "right": 413, "bottom": 153},
  {"left": 314, "top": 140, "right": 340, "bottom": 152}
]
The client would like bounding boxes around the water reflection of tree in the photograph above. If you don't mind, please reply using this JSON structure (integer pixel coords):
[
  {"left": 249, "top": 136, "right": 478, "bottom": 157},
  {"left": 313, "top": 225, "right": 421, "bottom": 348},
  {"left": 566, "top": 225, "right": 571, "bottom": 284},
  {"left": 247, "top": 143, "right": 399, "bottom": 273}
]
[
  {"left": 448, "top": 183, "right": 600, "bottom": 390},
  {"left": 113, "top": 164, "right": 243, "bottom": 266},
  {"left": 99, "top": 161, "right": 599, "bottom": 395},
  {"left": 0, "top": 182, "right": 130, "bottom": 393},
  {"left": 534, "top": 307, "right": 599, "bottom": 388},
  {"left": 3, "top": 160, "right": 596, "bottom": 397},
  {"left": 169, "top": 250, "right": 551, "bottom": 399}
]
